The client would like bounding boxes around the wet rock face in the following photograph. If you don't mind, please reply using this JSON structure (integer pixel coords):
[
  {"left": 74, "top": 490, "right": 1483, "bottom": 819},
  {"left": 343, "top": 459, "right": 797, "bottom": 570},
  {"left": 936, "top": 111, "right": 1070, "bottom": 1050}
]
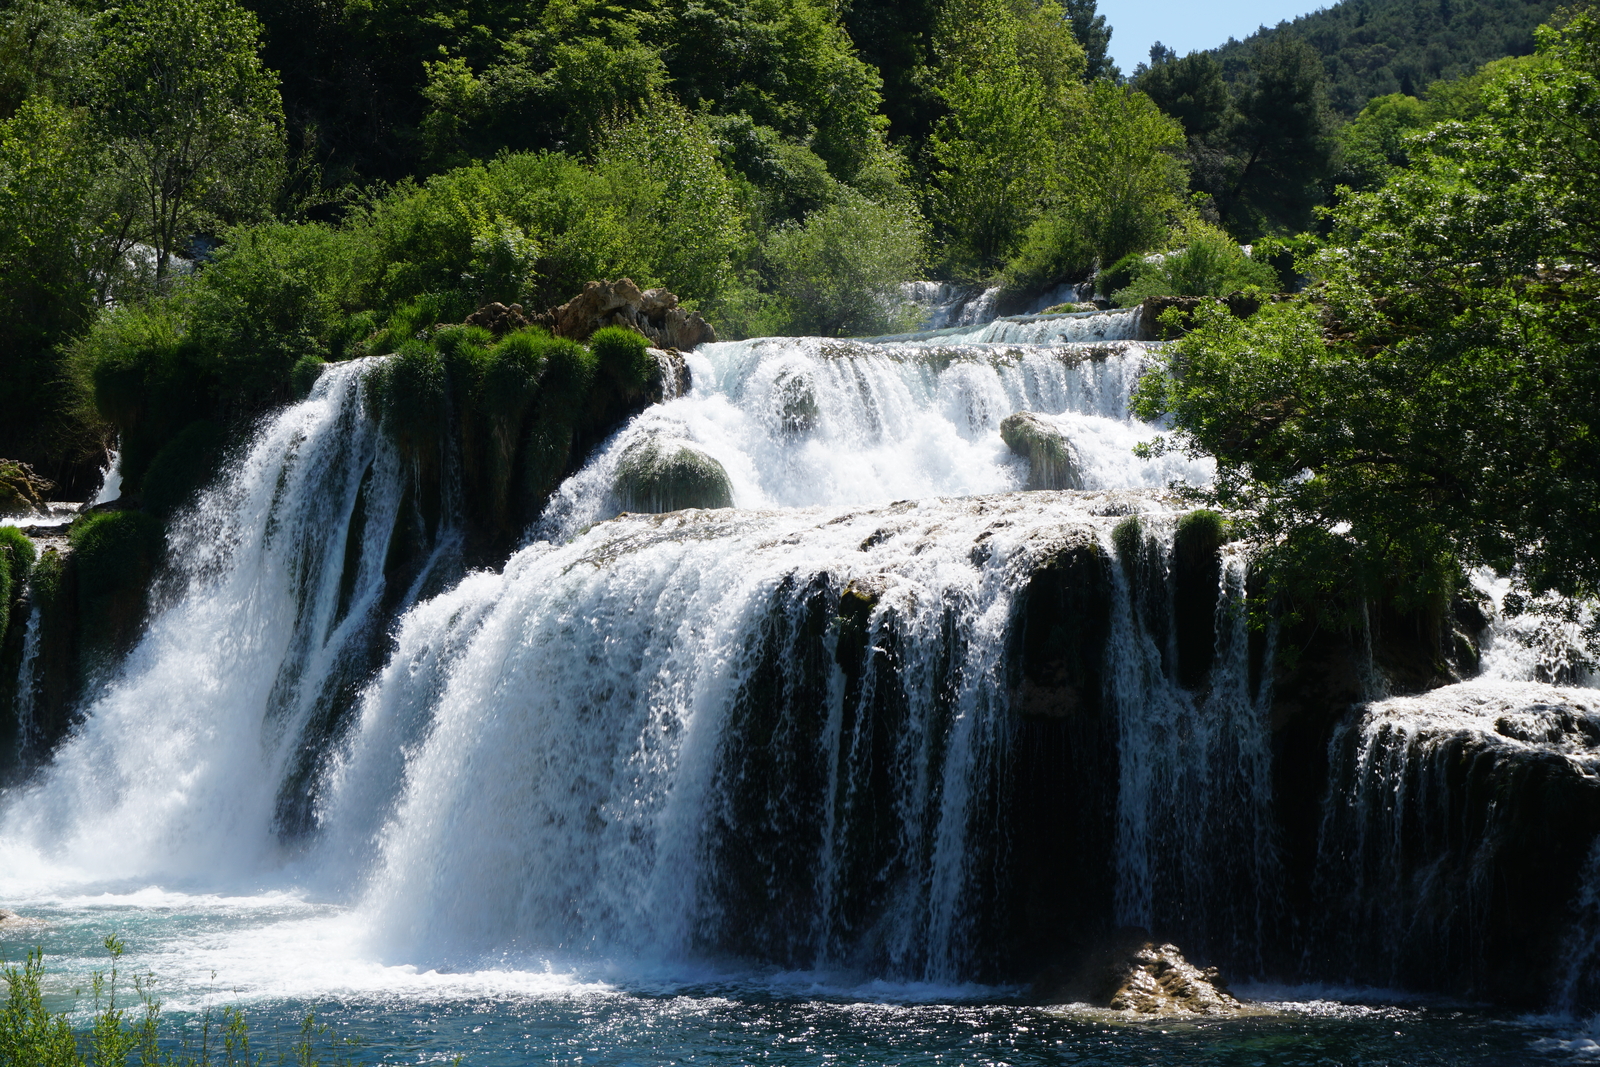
[
  {"left": 614, "top": 437, "right": 734, "bottom": 513},
  {"left": 547, "top": 279, "right": 717, "bottom": 350},
  {"left": 772, "top": 369, "right": 818, "bottom": 434},
  {"left": 1000, "top": 412, "right": 1082, "bottom": 491}
]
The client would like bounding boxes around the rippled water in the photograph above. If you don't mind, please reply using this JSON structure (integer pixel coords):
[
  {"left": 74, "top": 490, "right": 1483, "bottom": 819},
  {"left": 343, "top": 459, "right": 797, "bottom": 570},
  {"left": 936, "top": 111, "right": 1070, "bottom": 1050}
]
[{"left": 0, "top": 891, "right": 1593, "bottom": 1065}]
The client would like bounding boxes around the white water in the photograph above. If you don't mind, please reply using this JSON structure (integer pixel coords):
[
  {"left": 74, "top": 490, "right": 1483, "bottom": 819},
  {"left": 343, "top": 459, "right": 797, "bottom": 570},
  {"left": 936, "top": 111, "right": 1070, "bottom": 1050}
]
[
  {"left": 0, "top": 360, "right": 412, "bottom": 888},
  {"left": 540, "top": 334, "right": 1208, "bottom": 542},
  {"left": 12, "top": 603, "right": 42, "bottom": 756},
  {"left": 0, "top": 310, "right": 1251, "bottom": 1000}
]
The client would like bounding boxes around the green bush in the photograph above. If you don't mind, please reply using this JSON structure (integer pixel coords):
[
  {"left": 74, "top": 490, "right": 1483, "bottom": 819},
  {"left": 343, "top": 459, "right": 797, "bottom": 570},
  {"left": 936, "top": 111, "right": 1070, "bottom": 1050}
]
[
  {"left": 589, "top": 325, "right": 653, "bottom": 401},
  {"left": 1111, "top": 220, "right": 1278, "bottom": 306},
  {"left": 0, "top": 525, "right": 37, "bottom": 647},
  {"left": 763, "top": 191, "right": 925, "bottom": 336}
]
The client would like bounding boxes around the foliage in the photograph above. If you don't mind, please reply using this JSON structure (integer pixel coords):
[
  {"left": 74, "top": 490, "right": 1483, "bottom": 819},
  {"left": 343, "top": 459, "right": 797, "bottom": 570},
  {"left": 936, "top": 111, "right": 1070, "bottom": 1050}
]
[
  {"left": 1, "top": 938, "right": 369, "bottom": 1065},
  {"left": 0, "top": 525, "right": 37, "bottom": 648},
  {"left": 1111, "top": 219, "right": 1275, "bottom": 304},
  {"left": 68, "top": 509, "right": 164, "bottom": 661},
  {"left": 90, "top": 0, "right": 287, "bottom": 281},
  {"left": 1005, "top": 80, "right": 1188, "bottom": 289},
  {"left": 763, "top": 192, "right": 926, "bottom": 336},
  {"left": 929, "top": 0, "right": 1086, "bottom": 273},
  {"left": 1210, "top": 0, "right": 1560, "bottom": 114},
  {"left": 1135, "top": 9, "right": 1600, "bottom": 620}
]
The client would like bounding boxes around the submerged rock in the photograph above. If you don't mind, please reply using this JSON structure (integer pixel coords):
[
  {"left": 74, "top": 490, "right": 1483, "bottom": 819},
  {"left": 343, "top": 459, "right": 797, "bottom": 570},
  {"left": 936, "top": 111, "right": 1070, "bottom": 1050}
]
[
  {"left": 0, "top": 909, "right": 49, "bottom": 931},
  {"left": 772, "top": 369, "right": 819, "bottom": 434},
  {"left": 614, "top": 438, "right": 734, "bottom": 513},
  {"left": 1000, "top": 412, "right": 1082, "bottom": 491}
]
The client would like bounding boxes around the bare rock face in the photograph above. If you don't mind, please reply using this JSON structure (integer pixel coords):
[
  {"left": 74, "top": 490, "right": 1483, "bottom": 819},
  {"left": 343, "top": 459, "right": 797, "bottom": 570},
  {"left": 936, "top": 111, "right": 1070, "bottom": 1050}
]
[
  {"left": 1035, "top": 929, "right": 1248, "bottom": 1016},
  {"left": 548, "top": 279, "right": 717, "bottom": 350},
  {"left": 1000, "top": 412, "right": 1082, "bottom": 491}
]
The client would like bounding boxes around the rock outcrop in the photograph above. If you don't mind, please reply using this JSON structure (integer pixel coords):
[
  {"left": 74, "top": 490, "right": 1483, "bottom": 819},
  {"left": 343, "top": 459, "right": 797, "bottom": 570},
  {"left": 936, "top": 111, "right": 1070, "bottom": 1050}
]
[
  {"left": 1000, "top": 412, "right": 1082, "bottom": 490},
  {"left": 547, "top": 279, "right": 717, "bottom": 350},
  {"left": 0, "top": 460, "right": 54, "bottom": 516},
  {"left": 464, "top": 301, "right": 533, "bottom": 336},
  {"left": 772, "top": 369, "right": 818, "bottom": 434},
  {"left": 1035, "top": 929, "right": 1247, "bottom": 1015},
  {"left": 614, "top": 437, "right": 734, "bottom": 513}
]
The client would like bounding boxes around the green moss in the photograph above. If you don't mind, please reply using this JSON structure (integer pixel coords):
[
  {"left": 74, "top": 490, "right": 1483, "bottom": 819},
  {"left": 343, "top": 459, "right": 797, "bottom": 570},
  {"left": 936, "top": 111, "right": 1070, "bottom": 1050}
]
[
  {"left": 68, "top": 510, "right": 164, "bottom": 660},
  {"left": 1175, "top": 509, "right": 1230, "bottom": 555},
  {"left": 1111, "top": 515, "right": 1143, "bottom": 565},
  {"left": 614, "top": 438, "right": 734, "bottom": 513},
  {"left": 590, "top": 325, "right": 654, "bottom": 401},
  {"left": 141, "top": 419, "right": 228, "bottom": 517},
  {"left": 538, "top": 336, "right": 598, "bottom": 407},
  {"left": 0, "top": 525, "right": 37, "bottom": 646}
]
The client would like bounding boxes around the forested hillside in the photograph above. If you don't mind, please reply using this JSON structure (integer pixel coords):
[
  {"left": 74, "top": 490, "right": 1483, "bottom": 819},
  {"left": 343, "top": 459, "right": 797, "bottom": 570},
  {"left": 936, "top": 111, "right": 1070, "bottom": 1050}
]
[{"left": 1206, "top": 0, "right": 1560, "bottom": 112}]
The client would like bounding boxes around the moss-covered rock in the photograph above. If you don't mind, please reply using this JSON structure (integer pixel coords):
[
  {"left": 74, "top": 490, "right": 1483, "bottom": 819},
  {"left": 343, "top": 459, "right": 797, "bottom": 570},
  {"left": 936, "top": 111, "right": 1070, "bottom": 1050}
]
[
  {"left": 0, "top": 460, "right": 54, "bottom": 516},
  {"left": 1173, "top": 509, "right": 1229, "bottom": 691},
  {"left": 0, "top": 526, "right": 36, "bottom": 647},
  {"left": 1000, "top": 412, "right": 1082, "bottom": 491},
  {"left": 614, "top": 438, "right": 734, "bottom": 513},
  {"left": 68, "top": 510, "right": 163, "bottom": 666},
  {"left": 142, "top": 420, "right": 228, "bottom": 518}
]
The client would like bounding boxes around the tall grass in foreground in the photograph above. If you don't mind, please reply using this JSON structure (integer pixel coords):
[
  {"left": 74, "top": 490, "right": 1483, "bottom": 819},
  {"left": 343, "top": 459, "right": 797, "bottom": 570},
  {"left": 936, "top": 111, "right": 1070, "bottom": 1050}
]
[{"left": 0, "top": 937, "right": 410, "bottom": 1066}]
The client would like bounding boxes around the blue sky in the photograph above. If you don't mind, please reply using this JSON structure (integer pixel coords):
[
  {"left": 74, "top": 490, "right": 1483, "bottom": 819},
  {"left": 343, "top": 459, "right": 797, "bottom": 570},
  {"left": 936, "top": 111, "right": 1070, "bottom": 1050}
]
[{"left": 1097, "top": 0, "right": 1326, "bottom": 74}]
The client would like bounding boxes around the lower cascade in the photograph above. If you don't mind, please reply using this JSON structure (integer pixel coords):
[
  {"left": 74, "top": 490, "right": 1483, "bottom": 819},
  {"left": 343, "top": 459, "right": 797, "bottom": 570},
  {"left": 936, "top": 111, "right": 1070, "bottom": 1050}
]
[{"left": 3, "top": 308, "right": 1600, "bottom": 1028}]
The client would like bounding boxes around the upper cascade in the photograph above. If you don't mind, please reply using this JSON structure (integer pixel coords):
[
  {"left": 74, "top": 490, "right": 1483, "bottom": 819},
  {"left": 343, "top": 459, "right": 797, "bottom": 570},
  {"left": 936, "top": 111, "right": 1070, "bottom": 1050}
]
[{"left": 538, "top": 316, "right": 1208, "bottom": 542}]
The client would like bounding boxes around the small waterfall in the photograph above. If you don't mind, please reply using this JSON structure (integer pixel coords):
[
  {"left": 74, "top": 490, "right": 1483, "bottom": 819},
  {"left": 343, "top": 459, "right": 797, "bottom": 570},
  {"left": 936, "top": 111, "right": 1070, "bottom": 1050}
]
[
  {"left": 538, "top": 335, "right": 1208, "bottom": 541},
  {"left": 0, "top": 360, "right": 427, "bottom": 883},
  {"left": 1106, "top": 531, "right": 1281, "bottom": 967},
  {"left": 1311, "top": 681, "right": 1600, "bottom": 999},
  {"left": 12, "top": 603, "right": 42, "bottom": 757}
]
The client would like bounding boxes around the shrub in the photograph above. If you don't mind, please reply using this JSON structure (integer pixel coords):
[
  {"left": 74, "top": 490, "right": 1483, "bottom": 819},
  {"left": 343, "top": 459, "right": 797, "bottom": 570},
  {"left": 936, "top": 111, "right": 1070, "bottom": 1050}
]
[
  {"left": 1111, "top": 220, "right": 1278, "bottom": 305},
  {"left": 140, "top": 419, "right": 227, "bottom": 518},
  {"left": 763, "top": 191, "right": 926, "bottom": 336},
  {"left": 68, "top": 509, "right": 164, "bottom": 661},
  {"left": 589, "top": 325, "right": 653, "bottom": 401}
]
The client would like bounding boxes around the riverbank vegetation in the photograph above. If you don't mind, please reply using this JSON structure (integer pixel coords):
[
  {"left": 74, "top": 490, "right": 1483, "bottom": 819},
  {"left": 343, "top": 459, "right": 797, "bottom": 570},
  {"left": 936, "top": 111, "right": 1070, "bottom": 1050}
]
[
  {"left": 1, "top": 0, "right": 1593, "bottom": 643},
  {"left": 2, "top": 938, "right": 368, "bottom": 1065}
]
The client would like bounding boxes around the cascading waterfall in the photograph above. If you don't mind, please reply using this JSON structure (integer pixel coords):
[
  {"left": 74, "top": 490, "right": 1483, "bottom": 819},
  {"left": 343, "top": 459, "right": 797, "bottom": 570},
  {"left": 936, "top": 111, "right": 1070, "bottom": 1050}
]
[
  {"left": 0, "top": 309, "right": 1282, "bottom": 990},
  {"left": 0, "top": 360, "right": 429, "bottom": 884}
]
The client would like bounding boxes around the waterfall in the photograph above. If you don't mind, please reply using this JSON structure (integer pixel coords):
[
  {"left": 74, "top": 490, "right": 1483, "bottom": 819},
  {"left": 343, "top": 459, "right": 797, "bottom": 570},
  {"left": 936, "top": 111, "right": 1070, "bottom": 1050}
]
[
  {"left": 12, "top": 603, "right": 42, "bottom": 757},
  {"left": 0, "top": 308, "right": 1282, "bottom": 987},
  {"left": 538, "top": 335, "right": 1208, "bottom": 542},
  {"left": 0, "top": 361, "right": 427, "bottom": 884}
]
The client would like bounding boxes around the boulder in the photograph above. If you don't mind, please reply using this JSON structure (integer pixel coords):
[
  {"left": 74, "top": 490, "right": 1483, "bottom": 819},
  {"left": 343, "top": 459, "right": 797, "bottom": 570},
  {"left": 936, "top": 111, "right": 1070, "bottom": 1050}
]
[
  {"left": 464, "top": 301, "right": 533, "bottom": 336},
  {"left": 548, "top": 279, "right": 717, "bottom": 350},
  {"left": 615, "top": 438, "right": 734, "bottom": 513},
  {"left": 0, "top": 909, "right": 49, "bottom": 931},
  {"left": 1043, "top": 927, "right": 1254, "bottom": 1017},
  {"left": 773, "top": 369, "right": 819, "bottom": 434},
  {"left": 1000, "top": 412, "right": 1082, "bottom": 491},
  {"left": 0, "top": 460, "right": 54, "bottom": 516}
]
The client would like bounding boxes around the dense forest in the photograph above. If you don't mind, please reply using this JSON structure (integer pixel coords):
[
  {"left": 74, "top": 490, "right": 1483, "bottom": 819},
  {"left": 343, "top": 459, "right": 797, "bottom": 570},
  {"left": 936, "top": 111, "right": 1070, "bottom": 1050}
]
[
  {"left": 1, "top": 0, "right": 1595, "bottom": 633},
  {"left": 1206, "top": 0, "right": 1561, "bottom": 111}
]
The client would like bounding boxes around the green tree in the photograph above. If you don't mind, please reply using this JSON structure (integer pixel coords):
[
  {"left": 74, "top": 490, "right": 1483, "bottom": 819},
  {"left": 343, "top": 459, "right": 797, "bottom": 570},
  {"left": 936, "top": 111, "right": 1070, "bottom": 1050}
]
[
  {"left": 930, "top": 0, "right": 1086, "bottom": 272},
  {"left": 90, "top": 0, "right": 286, "bottom": 282},
  {"left": 763, "top": 190, "right": 925, "bottom": 336},
  {"left": 1135, "top": 10, "right": 1600, "bottom": 621},
  {"left": 1063, "top": 0, "right": 1118, "bottom": 81},
  {"left": 1216, "top": 33, "right": 1336, "bottom": 235}
]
